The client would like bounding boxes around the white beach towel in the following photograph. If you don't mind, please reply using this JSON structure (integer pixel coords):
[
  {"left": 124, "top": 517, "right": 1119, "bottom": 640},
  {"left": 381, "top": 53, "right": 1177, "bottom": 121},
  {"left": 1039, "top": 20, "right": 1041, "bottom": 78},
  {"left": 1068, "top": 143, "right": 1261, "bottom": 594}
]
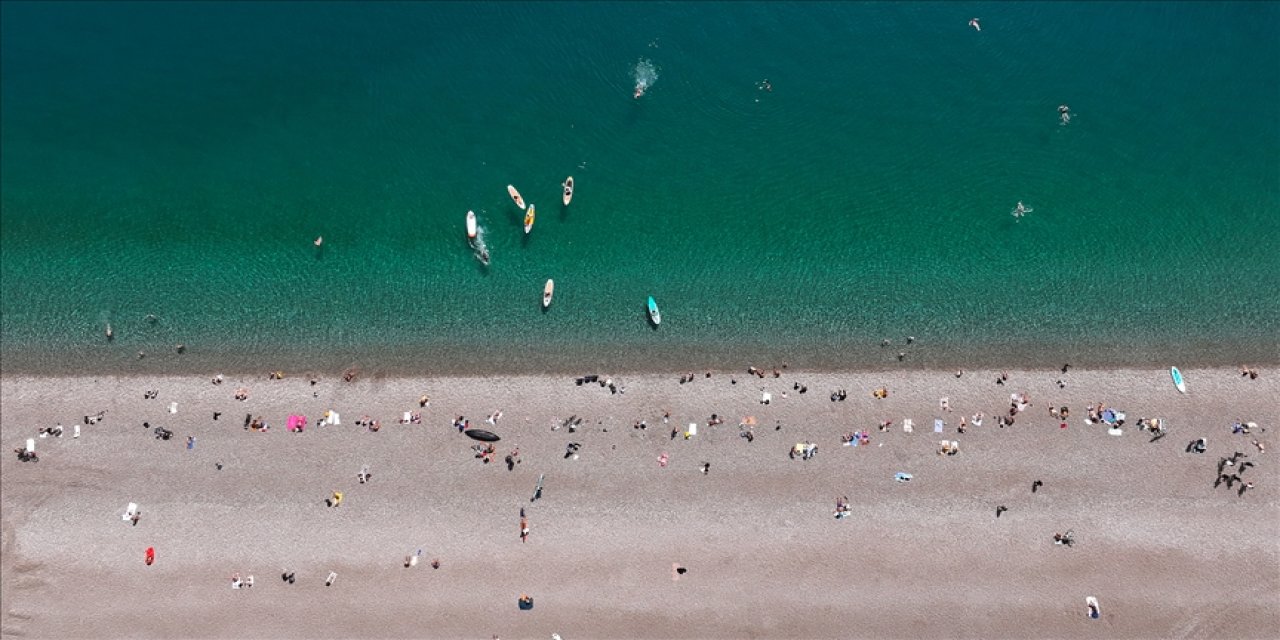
[
  {"left": 25, "top": 438, "right": 35, "bottom": 453},
  {"left": 74, "top": 424, "right": 81, "bottom": 439},
  {"left": 761, "top": 391, "right": 772, "bottom": 404},
  {"left": 934, "top": 419, "right": 944, "bottom": 433},
  {"left": 903, "top": 419, "right": 914, "bottom": 433},
  {"left": 686, "top": 423, "right": 697, "bottom": 437},
  {"left": 123, "top": 502, "right": 138, "bottom": 521},
  {"left": 403, "top": 411, "right": 412, "bottom": 422},
  {"left": 168, "top": 402, "right": 178, "bottom": 414},
  {"left": 1108, "top": 428, "right": 1123, "bottom": 436}
]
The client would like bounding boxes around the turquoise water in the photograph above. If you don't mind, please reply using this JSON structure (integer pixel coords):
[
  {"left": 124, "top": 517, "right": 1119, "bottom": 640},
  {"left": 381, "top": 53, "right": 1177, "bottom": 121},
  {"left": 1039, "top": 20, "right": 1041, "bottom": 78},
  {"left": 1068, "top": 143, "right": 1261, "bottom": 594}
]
[{"left": 3, "top": 1, "right": 1278, "bottom": 374}]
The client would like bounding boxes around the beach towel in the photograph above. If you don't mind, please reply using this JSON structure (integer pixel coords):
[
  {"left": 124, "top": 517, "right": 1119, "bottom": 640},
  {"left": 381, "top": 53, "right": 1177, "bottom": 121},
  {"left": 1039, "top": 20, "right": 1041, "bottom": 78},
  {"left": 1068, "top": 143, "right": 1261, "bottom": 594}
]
[
  {"left": 168, "top": 402, "right": 178, "bottom": 414},
  {"left": 25, "top": 438, "right": 35, "bottom": 453},
  {"left": 894, "top": 472, "right": 913, "bottom": 482},
  {"left": 403, "top": 411, "right": 412, "bottom": 423},
  {"left": 1108, "top": 427, "right": 1123, "bottom": 436},
  {"left": 685, "top": 423, "right": 697, "bottom": 438},
  {"left": 761, "top": 391, "right": 772, "bottom": 404},
  {"left": 123, "top": 503, "right": 138, "bottom": 521},
  {"left": 903, "top": 419, "right": 913, "bottom": 433},
  {"left": 934, "top": 419, "right": 944, "bottom": 433}
]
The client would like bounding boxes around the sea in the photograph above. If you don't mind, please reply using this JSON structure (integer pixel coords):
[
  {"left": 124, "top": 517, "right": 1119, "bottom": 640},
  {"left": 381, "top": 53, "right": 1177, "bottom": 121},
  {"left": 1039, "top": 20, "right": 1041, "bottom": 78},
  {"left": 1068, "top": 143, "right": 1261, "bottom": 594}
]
[{"left": 3, "top": 1, "right": 1278, "bottom": 375}]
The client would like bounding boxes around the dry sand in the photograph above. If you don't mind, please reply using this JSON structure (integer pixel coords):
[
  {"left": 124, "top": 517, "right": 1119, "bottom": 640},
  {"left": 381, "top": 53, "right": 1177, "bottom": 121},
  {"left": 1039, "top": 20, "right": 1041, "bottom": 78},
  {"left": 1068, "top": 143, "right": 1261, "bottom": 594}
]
[{"left": 2, "top": 367, "right": 1277, "bottom": 639}]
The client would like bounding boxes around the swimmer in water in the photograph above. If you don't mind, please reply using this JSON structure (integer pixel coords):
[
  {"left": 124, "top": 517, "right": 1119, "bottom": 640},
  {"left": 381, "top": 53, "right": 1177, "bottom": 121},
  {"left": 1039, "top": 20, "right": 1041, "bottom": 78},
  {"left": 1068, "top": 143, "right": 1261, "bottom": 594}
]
[
  {"left": 1058, "top": 104, "right": 1071, "bottom": 125},
  {"left": 969, "top": 18, "right": 981, "bottom": 32},
  {"left": 634, "top": 85, "right": 646, "bottom": 99},
  {"left": 314, "top": 236, "right": 323, "bottom": 247},
  {"left": 1012, "top": 201, "right": 1033, "bottom": 221}
]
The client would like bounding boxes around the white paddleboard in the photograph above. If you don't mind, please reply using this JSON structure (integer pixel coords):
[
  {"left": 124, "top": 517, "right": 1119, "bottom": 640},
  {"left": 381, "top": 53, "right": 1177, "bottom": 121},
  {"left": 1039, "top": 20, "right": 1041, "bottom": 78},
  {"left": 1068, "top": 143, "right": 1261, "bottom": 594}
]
[
  {"left": 1170, "top": 366, "right": 1187, "bottom": 393},
  {"left": 543, "top": 279, "right": 554, "bottom": 308},
  {"left": 562, "top": 176, "right": 574, "bottom": 206},
  {"left": 508, "top": 185, "right": 526, "bottom": 210},
  {"left": 466, "top": 211, "right": 477, "bottom": 239},
  {"left": 524, "top": 204, "right": 535, "bottom": 234}
]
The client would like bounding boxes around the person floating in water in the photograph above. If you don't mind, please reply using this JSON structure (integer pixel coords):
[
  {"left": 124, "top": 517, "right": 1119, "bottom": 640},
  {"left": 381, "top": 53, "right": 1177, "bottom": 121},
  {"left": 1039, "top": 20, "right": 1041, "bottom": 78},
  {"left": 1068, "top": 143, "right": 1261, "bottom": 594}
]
[
  {"left": 969, "top": 18, "right": 981, "bottom": 32},
  {"left": 1058, "top": 104, "right": 1071, "bottom": 125},
  {"left": 1012, "top": 201, "right": 1033, "bottom": 221}
]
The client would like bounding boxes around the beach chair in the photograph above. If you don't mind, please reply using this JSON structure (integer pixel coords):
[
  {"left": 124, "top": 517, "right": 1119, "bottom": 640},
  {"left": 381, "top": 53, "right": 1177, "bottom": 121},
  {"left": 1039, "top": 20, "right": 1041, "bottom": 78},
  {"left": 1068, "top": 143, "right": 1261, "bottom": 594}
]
[
  {"left": 950, "top": 440, "right": 960, "bottom": 455},
  {"left": 903, "top": 419, "right": 913, "bottom": 434}
]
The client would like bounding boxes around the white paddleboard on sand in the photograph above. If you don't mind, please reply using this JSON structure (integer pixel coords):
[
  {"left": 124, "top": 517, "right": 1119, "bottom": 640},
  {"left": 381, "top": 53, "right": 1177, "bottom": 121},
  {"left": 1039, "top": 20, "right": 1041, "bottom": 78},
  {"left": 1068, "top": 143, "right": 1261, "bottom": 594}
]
[
  {"left": 543, "top": 279, "right": 554, "bottom": 308},
  {"left": 466, "top": 211, "right": 477, "bottom": 239},
  {"left": 1170, "top": 366, "right": 1187, "bottom": 393},
  {"left": 508, "top": 185, "right": 526, "bottom": 210}
]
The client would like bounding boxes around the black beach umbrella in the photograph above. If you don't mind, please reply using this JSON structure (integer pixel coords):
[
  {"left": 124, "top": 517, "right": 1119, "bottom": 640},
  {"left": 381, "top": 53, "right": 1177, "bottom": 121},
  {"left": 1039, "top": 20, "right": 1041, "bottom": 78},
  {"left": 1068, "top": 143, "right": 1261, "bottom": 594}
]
[{"left": 464, "top": 429, "right": 501, "bottom": 442}]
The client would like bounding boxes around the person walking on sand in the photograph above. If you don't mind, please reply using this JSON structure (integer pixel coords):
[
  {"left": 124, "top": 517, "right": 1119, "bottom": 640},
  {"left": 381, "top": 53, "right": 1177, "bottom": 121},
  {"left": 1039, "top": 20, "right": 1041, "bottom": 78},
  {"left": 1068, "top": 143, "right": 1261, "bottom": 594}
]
[
  {"left": 996, "top": 505, "right": 1008, "bottom": 518},
  {"left": 701, "top": 462, "right": 711, "bottom": 475},
  {"left": 1238, "top": 481, "right": 1254, "bottom": 497},
  {"left": 520, "top": 508, "right": 530, "bottom": 543}
]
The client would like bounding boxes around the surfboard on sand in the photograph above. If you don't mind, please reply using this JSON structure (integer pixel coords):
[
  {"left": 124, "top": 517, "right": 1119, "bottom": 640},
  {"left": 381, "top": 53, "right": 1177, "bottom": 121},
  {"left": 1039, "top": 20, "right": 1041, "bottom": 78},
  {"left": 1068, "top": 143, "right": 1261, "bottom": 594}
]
[
  {"left": 1086, "top": 596, "right": 1100, "bottom": 619},
  {"left": 1170, "top": 366, "right": 1187, "bottom": 393}
]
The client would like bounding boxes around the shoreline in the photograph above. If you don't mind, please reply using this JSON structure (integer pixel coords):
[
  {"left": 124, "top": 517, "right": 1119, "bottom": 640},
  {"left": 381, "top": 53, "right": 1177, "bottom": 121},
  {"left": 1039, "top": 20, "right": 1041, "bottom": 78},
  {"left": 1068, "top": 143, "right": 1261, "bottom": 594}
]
[
  {"left": 3, "top": 336, "right": 1277, "bottom": 378},
  {"left": 3, "top": 366, "right": 1277, "bottom": 638}
]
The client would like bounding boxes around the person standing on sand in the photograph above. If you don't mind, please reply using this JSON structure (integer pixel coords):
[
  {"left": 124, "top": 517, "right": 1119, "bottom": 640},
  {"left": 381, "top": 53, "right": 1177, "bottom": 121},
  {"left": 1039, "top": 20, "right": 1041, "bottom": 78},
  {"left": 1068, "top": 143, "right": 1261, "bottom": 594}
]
[
  {"left": 1032, "top": 480, "right": 1043, "bottom": 493},
  {"left": 520, "top": 508, "right": 530, "bottom": 543},
  {"left": 996, "top": 505, "right": 1008, "bottom": 518},
  {"left": 1238, "top": 481, "right": 1254, "bottom": 497}
]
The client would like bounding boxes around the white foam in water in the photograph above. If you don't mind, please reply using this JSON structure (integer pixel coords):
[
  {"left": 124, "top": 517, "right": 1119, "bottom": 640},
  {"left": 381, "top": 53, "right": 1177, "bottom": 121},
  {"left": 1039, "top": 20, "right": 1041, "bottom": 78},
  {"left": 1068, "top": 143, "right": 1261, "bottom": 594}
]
[{"left": 633, "top": 58, "right": 658, "bottom": 94}]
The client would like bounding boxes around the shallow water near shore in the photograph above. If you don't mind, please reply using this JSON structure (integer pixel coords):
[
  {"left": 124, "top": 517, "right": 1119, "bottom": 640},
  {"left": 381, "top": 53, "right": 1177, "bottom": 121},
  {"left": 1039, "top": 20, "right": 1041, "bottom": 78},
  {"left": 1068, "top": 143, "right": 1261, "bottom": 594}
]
[{"left": 3, "top": 2, "right": 1278, "bottom": 375}]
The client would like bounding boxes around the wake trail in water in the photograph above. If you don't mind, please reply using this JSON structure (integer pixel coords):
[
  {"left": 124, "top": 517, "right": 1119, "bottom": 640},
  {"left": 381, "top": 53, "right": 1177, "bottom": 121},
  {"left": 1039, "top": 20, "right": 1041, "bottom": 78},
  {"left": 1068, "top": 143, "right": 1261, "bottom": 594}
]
[{"left": 633, "top": 58, "right": 658, "bottom": 99}]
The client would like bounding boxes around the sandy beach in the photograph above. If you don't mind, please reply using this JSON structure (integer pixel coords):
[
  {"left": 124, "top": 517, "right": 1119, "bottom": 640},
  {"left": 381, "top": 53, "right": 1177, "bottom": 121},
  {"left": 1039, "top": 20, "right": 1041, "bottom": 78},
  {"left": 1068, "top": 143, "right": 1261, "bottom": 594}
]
[{"left": 2, "top": 367, "right": 1277, "bottom": 639}]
